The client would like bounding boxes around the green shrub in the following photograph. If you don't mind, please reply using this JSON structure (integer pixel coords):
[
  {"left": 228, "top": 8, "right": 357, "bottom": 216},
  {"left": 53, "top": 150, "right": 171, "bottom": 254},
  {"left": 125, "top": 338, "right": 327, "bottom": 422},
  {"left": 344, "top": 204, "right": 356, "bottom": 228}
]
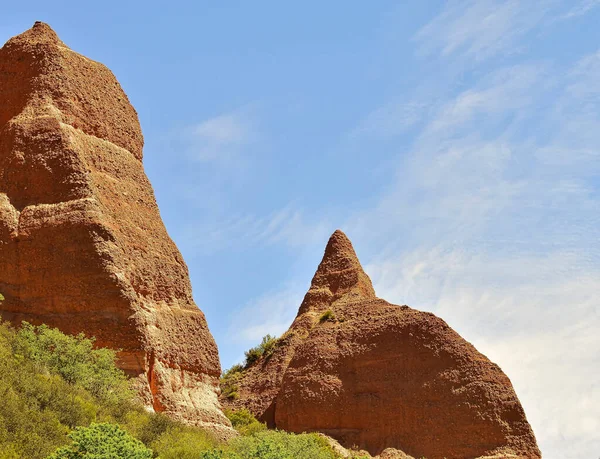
[
  {"left": 197, "top": 431, "right": 338, "bottom": 459},
  {"left": 0, "top": 293, "right": 5, "bottom": 301},
  {"left": 227, "top": 364, "right": 245, "bottom": 374},
  {"left": 220, "top": 364, "right": 244, "bottom": 400},
  {"left": 0, "top": 322, "right": 89, "bottom": 457},
  {"left": 122, "top": 410, "right": 178, "bottom": 447},
  {"left": 150, "top": 425, "right": 218, "bottom": 459},
  {"left": 13, "top": 323, "right": 132, "bottom": 409},
  {"left": 244, "top": 335, "right": 278, "bottom": 368},
  {"left": 196, "top": 451, "right": 239, "bottom": 459},
  {"left": 46, "top": 422, "right": 152, "bottom": 459},
  {"left": 224, "top": 409, "right": 266, "bottom": 436},
  {"left": 319, "top": 310, "right": 335, "bottom": 322},
  {"left": 0, "top": 321, "right": 152, "bottom": 458},
  {"left": 228, "top": 430, "right": 337, "bottom": 459}
]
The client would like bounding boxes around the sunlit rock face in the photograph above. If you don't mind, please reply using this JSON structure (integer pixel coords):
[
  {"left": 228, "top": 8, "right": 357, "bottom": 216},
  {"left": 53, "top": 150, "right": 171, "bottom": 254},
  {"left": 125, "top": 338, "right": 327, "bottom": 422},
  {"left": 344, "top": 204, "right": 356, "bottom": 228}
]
[
  {"left": 222, "top": 230, "right": 541, "bottom": 458},
  {"left": 0, "top": 22, "right": 233, "bottom": 438}
]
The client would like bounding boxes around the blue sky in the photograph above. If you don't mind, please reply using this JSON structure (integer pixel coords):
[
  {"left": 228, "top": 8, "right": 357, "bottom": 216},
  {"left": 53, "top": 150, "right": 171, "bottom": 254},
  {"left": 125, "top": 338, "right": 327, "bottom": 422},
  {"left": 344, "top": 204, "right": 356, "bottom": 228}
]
[{"left": 2, "top": 2, "right": 599, "bottom": 457}]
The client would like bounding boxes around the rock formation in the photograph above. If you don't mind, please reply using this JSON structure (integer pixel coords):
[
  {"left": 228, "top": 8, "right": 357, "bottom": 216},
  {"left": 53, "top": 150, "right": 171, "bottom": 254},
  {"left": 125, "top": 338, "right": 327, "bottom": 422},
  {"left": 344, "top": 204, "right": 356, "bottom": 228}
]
[
  {"left": 0, "top": 22, "right": 232, "bottom": 437},
  {"left": 222, "top": 230, "right": 541, "bottom": 458}
]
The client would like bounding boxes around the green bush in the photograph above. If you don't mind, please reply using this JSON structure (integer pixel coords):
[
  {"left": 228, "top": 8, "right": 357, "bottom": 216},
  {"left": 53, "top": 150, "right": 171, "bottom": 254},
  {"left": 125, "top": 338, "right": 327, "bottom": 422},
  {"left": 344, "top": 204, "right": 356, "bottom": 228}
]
[
  {"left": 220, "top": 364, "right": 244, "bottom": 400},
  {"left": 0, "top": 322, "right": 90, "bottom": 457},
  {"left": 319, "top": 310, "right": 335, "bottom": 322},
  {"left": 197, "top": 431, "right": 338, "bottom": 459},
  {"left": 224, "top": 409, "right": 266, "bottom": 436},
  {"left": 0, "top": 321, "right": 145, "bottom": 458},
  {"left": 47, "top": 423, "right": 152, "bottom": 459},
  {"left": 228, "top": 430, "right": 337, "bottom": 459},
  {"left": 244, "top": 335, "right": 278, "bottom": 367},
  {"left": 13, "top": 323, "right": 131, "bottom": 408},
  {"left": 150, "top": 425, "right": 218, "bottom": 459}
]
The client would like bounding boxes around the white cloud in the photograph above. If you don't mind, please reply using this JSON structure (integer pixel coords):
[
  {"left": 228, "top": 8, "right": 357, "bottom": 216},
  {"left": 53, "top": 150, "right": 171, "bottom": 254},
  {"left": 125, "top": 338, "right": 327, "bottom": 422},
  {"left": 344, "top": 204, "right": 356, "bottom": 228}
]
[
  {"left": 414, "top": 0, "right": 553, "bottom": 61},
  {"left": 561, "top": 0, "right": 600, "bottom": 19},
  {"left": 228, "top": 286, "right": 305, "bottom": 345},
  {"left": 194, "top": 113, "right": 250, "bottom": 144},
  {"left": 414, "top": 0, "right": 600, "bottom": 63},
  {"left": 426, "top": 64, "right": 545, "bottom": 135},
  {"left": 184, "top": 108, "right": 258, "bottom": 163}
]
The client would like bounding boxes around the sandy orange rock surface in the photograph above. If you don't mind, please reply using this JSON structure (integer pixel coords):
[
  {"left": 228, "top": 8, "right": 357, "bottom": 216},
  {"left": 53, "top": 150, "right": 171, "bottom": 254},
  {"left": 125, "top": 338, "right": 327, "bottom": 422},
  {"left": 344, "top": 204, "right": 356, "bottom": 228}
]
[
  {"left": 0, "top": 22, "right": 232, "bottom": 437},
  {"left": 223, "top": 230, "right": 541, "bottom": 458}
]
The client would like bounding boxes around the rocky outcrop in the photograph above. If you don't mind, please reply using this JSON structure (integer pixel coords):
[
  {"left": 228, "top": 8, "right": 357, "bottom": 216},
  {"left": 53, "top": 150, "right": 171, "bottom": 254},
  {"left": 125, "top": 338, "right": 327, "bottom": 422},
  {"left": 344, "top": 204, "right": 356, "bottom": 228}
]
[
  {"left": 0, "top": 22, "right": 232, "bottom": 437},
  {"left": 222, "top": 230, "right": 541, "bottom": 458}
]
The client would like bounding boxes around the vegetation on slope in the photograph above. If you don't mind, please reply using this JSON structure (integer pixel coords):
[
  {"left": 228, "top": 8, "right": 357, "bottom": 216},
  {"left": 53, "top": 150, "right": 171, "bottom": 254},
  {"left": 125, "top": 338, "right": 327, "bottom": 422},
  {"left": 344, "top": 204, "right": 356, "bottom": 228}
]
[
  {"left": 220, "top": 364, "right": 245, "bottom": 400},
  {"left": 220, "top": 334, "right": 281, "bottom": 401},
  {"left": 319, "top": 309, "right": 336, "bottom": 322},
  {"left": 0, "top": 320, "right": 353, "bottom": 458},
  {"left": 243, "top": 334, "right": 279, "bottom": 367}
]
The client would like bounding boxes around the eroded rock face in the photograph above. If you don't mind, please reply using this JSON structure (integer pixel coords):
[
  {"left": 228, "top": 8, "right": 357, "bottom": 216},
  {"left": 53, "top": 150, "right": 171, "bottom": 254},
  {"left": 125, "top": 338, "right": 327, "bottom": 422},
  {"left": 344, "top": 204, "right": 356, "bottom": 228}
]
[
  {"left": 222, "top": 230, "right": 540, "bottom": 458},
  {"left": 0, "top": 22, "right": 232, "bottom": 437}
]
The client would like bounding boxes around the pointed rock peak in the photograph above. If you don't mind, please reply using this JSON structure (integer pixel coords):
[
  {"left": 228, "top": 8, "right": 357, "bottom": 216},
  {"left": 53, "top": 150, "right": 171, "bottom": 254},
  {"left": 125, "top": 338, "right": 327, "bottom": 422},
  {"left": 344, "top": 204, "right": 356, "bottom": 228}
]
[
  {"left": 8, "top": 21, "right": 65, "bottom": 48},
  {"left": 322, "top": 229, "right": 361, "bottom": 270},
  {"left": 298, "top": 230, "right": 376, "bottom": 314}
]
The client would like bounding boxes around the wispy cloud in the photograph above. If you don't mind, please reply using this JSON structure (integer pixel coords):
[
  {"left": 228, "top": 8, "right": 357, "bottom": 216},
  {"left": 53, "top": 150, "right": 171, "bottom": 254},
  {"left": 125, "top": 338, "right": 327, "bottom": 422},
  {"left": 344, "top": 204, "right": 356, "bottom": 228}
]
[
  {"left": 426, "top": 64, "right": 546, "bottom": 135},
  {"left": 227, "top": 285, "right": 305, "bottom": 346},
  {"left": 182, "top": 108, "right": 258, "bottom": 163},
  {"left": 414, "top": 0, "right": 599, "bottom": 62},
  {"left": 180, "top": 204, "right": 331, "bottom": 255},
  {"left": 351, "top": 100, "right": 431, "bottom": 138},
  {"left": 414, "top": 0, "right": 551, "bottom": 61},
  {"left": 561, "top": 0, "right": 600, "bottom": 19}
]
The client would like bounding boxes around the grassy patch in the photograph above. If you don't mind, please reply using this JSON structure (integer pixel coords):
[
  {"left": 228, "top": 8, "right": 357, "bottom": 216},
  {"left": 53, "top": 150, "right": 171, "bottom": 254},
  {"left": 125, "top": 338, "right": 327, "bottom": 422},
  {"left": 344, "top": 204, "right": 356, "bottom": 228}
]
[{"left": 319, "top": 310, "right": 336, "bottom": 323}]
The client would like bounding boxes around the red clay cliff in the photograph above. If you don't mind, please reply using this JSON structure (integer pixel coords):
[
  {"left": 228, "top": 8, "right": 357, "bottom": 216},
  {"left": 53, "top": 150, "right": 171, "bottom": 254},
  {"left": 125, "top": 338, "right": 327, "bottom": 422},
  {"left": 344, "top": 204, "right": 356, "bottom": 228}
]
[
  {"left": 0, "top": 22, "right": 232, "bottom": 437},
  {"left": 222, "top": 230, "right": 541, "bottom": 458}
]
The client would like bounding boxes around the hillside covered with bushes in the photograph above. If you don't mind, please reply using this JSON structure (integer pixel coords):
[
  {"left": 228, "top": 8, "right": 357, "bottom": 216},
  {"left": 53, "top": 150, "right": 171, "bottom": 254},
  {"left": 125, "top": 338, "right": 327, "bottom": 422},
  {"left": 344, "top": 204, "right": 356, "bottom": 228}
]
[{"left": 0, "top": 320, "right": 360, "bottom": 459}]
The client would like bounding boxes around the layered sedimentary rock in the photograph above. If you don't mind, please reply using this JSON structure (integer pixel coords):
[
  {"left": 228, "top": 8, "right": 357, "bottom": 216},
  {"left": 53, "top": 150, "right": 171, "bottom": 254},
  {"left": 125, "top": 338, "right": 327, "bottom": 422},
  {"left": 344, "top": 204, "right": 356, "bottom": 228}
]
[
  {"left": 0, "top": 22, "right": 232, "bottom": 436},
  {"left": 222, "top": 230, "right": 540, "bottom": 458}
]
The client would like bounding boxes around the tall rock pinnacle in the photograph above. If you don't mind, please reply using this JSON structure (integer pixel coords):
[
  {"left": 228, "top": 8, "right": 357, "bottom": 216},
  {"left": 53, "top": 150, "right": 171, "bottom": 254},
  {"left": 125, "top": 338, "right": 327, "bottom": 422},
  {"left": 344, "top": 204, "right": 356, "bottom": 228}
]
[
  {"left": 0, "top": 23, "right": 233, "bottom": 437},
  {"left": 298, "top": 230, "right": 375, "bottom": 315},
  {"left": 222, "top": 230, "right": 541, "bottom": 458}
]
